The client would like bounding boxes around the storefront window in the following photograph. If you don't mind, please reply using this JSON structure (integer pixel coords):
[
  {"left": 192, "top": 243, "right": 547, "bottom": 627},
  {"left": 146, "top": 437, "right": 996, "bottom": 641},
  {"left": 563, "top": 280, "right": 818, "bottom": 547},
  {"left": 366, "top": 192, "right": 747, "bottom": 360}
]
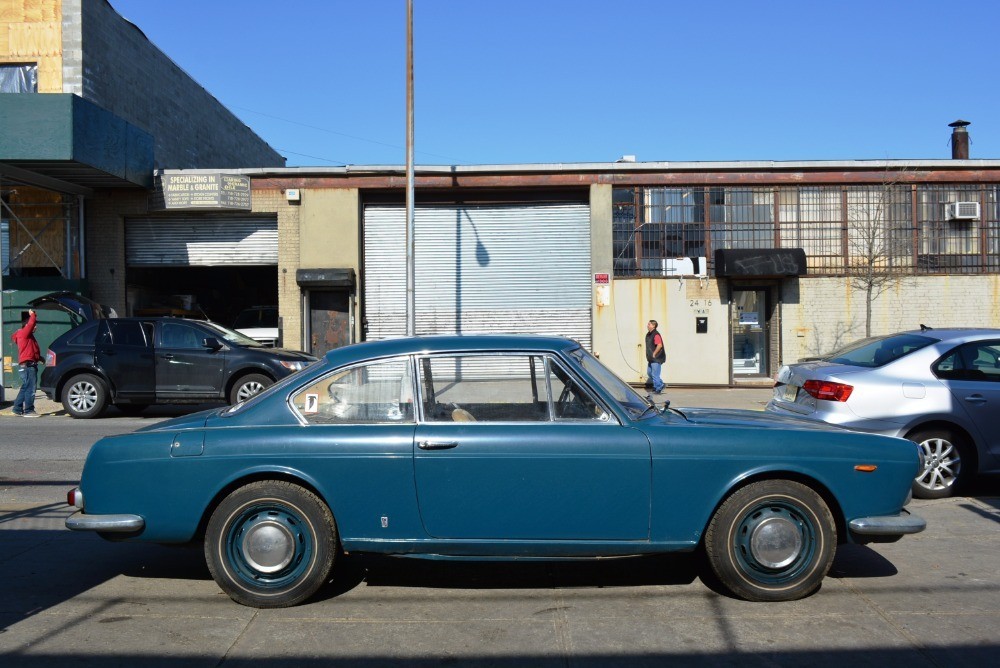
[{"left": 732, "top": 289, "right": 767, "bottom": 376}]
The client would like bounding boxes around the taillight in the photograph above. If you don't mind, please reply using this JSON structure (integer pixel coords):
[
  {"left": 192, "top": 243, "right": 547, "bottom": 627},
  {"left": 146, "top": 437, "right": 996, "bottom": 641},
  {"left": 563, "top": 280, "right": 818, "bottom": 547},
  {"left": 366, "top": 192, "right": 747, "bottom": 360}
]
[
  {"left": 46, "top": 349, "right": 57, "bottom": 366},
  {"left": 802, "top": 379, "right": 854, "bottom": 402}
]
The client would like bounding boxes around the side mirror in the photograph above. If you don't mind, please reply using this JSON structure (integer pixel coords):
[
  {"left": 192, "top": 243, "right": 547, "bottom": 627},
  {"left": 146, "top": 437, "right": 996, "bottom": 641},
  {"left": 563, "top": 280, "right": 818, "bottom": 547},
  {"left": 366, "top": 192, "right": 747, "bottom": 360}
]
[{"left": 203, "top": 337, "right": 223, "bottom": 350}]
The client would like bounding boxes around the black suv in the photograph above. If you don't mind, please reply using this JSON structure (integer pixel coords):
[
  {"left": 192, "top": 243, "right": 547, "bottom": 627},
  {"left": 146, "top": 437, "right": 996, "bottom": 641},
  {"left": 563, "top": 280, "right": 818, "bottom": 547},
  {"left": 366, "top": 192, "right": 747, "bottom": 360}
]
[{"left": 33, "top": 294, "right": 316, "bottom": 418}]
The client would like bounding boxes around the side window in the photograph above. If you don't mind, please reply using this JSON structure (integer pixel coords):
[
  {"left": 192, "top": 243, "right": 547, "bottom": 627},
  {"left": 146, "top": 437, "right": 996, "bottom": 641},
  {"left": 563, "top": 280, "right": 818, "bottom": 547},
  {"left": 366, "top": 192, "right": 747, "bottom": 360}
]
[
  {"left": 69, "top": 321, "right": 99, "bottom": 345},
  {"left": 420, "top": 354, "right": 550, "bottom": 423},
  {"left": 548, "top": 359, "right": 611, "bottom": 422},
  {"left": 292, "top": 357, "right": 413, "bottom": 425},
  {"left": 107, "top": 320, "right": 149, "bottom": 347},
  {"left": 160, "top": 322, "right": 202, "bottom": 349},
  {"left": 934, "top": 342, "right": 1000, "bottom": 382}
]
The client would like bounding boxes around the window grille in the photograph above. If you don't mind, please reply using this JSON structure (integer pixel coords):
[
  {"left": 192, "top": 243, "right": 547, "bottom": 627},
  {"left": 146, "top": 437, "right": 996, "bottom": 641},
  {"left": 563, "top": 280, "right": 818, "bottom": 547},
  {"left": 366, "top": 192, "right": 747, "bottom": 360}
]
[{"left": 612, "top": 184, "right": 1000, "bottom": 277}]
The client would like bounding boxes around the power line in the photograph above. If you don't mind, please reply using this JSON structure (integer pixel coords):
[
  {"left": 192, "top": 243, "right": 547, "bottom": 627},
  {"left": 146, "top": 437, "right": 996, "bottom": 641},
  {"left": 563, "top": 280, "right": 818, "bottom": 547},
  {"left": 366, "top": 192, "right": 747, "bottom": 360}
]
[{"left": 232, "top": 104, "right": 466, "bottom": 164}]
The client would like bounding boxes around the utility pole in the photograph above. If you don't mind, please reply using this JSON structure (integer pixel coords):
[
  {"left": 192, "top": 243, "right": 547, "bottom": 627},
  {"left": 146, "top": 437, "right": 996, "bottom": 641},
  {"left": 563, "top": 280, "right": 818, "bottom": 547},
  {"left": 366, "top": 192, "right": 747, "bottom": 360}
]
[{"left": 405, "top": 0, "right": 415, "bottom": 336}]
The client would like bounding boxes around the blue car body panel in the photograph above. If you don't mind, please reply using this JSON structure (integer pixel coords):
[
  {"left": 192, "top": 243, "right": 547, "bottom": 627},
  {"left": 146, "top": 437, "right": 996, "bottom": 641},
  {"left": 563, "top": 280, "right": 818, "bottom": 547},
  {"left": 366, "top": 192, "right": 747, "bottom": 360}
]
[{"left": 74, "top": 334, "right": 922, "bottom": 555}]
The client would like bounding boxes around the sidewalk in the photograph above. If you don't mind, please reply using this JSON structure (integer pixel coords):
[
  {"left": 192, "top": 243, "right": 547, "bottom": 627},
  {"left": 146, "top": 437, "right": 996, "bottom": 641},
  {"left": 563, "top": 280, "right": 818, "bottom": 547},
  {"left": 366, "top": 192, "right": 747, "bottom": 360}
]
[{"left": 0, "top": 390, "right": 64, "bottom": 417}]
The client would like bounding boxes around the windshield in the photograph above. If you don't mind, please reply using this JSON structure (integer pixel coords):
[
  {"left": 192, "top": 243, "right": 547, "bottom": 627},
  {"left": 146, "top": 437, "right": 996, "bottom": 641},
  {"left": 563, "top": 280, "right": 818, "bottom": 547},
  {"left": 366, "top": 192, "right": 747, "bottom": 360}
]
[
  {"left": 234, "top": 308, "right": 277, "bottom": 329},
  {"left": 567, "top": 346, "right": 653, "bottom": 418},
  {"left": 823, "top": 333, "right": 938, "bottom": 368},
  {"left": 203, "top": 321, "right": 265, "bottom": 347}
]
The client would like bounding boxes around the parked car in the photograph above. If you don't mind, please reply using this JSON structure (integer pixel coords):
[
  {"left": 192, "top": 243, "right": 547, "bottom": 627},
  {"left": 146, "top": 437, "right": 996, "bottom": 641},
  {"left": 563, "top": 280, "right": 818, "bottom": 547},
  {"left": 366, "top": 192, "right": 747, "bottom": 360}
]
[
  {"left": 65, "top": 334, "right": 924, "bottom": 608},
  {"left": 767, "top": 327, "right": 1000, "bottom": 499},
  {"left": 31, "top": 293, "right": 316, "bottom": 418},
  {"left": 233, "top": 305, "right": 279, "bottom": 347}
]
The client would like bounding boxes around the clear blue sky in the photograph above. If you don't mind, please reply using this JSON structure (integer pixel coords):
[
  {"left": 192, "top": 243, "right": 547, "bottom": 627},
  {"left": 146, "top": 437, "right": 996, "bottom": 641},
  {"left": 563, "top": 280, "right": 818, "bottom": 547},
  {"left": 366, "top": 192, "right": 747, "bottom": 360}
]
[{"left": 110, "top": 0, "right": 1000, "bottom": 167}]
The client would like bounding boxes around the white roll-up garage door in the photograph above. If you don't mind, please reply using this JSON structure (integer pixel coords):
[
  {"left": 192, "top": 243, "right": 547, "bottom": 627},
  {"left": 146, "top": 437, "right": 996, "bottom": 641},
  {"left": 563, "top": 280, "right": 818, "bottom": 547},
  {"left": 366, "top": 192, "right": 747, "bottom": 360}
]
[
  {"left": 125, "top": 215, "right": 278, "bottom": 266},
  {"left": 364, "top": 203, "right": 591, "bottom": 348}
]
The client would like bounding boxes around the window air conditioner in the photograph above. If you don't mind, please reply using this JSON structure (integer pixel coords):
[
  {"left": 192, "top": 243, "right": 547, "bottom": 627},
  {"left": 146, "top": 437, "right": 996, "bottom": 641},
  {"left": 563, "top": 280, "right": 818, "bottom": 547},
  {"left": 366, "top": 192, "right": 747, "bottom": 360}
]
[{"left": 947, "top": 201, "right": 980, "bottom": 220}]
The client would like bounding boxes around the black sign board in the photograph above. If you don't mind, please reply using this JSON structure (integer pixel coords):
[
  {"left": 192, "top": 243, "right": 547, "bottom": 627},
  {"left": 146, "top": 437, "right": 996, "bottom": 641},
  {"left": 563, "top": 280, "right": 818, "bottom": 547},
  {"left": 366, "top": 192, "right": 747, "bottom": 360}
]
[
  {"left": 157, "top": 174, "right": 252, "bottom": 210},
  {"left": 714, "top": 248, "right": 807, "bottom": 277}
]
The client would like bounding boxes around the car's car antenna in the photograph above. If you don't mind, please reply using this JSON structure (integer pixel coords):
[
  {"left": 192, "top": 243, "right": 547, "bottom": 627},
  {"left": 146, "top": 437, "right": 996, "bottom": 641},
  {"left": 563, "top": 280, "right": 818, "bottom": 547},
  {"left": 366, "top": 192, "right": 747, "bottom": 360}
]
[{"left": 920, "top": 323, "right": 933, "bottom": 331}]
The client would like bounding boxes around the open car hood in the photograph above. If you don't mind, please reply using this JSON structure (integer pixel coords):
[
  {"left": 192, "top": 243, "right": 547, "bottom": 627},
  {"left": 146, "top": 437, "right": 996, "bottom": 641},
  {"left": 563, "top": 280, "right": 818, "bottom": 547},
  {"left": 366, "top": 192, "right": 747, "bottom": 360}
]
[{"left": 27, "top": 291, "right": 117, "bottom": 322}]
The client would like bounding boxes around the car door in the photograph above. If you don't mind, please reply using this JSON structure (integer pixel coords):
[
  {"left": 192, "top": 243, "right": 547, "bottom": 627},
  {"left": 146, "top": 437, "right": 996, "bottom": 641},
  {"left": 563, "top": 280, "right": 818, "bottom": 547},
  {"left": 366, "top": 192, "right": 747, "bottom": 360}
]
[
  {"left": 412, "top": 353, "right": 651, "bottom": 541},
  {"left": 155, "top": 321, "right": 226, "bottom": 398},
  {"left": 933, "top": 340, "right": 1000, "bottom": 465},
  {"left": 96, "top": 320, "right": 154, "bottom": 401}
]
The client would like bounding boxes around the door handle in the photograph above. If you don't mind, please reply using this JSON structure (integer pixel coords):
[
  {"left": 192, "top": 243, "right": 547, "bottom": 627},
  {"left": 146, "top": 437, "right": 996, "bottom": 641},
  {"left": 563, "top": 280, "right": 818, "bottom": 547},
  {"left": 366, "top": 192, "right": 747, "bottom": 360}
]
[
  {"left": 963, "top": 394, "right": 987, "bottom": 405},
  {"left": 418, "top": 440, "right": 459, "bottom": 450},
  {"left": 161, "top": 354, "right": 174, "bottom": 360}
]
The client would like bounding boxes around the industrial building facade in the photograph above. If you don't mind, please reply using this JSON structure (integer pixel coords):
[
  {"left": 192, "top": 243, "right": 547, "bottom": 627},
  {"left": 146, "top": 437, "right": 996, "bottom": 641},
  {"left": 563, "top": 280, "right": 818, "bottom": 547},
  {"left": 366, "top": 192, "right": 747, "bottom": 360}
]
[
  {"left": 4, "top": 3, "right": 1000, "bottom": 389},
  {"left": 70, "top": 154, "right": 1000, "bottom": 388}
]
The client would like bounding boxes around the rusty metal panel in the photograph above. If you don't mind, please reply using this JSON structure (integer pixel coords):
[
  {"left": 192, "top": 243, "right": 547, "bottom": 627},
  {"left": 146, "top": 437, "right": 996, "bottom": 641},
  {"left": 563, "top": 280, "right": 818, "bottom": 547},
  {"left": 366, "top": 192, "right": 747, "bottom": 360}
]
[{"left": 308, "top": 290, "right": 351, "bottom": 357}]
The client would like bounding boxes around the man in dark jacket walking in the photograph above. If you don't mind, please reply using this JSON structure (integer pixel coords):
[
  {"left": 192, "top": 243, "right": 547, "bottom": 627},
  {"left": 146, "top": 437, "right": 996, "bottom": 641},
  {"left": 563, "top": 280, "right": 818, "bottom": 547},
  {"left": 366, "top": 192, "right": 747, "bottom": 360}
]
[
  {"left": 645, "top": 319, "right": 665, "bottom": 394},
  {"left": 11, "top": 309, "right": 42, "bottom": 417}
]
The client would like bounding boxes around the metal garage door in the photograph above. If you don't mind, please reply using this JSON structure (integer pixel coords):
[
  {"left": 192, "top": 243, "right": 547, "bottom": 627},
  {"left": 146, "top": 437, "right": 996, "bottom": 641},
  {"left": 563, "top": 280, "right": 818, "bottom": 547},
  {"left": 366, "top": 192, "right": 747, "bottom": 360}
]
[
  {"left": 364, "top": 203, "right": 591, "bottom": 348},
  {"left": 125, "top": 215, "right": 278, "bottom": 266}
]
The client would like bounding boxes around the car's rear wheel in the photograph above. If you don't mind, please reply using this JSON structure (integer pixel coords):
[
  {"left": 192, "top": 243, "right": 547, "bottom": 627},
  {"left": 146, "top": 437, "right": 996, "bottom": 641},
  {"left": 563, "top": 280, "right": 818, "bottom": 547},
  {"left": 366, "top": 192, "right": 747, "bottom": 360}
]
[
  {"left": 704, "top": 480, "right": 836, "bottom": 602},
  {"left": 205, "top": 480, "right": 336, "bottom": 608},
  {"left": 61, "top": 373, "right": 108, "bottom": 419},
  {"left": 909, "top": 428, "right": 969, "bottom": 499},
  {"left": 229, "top": 373, "right": 273, "bottom": 405}
]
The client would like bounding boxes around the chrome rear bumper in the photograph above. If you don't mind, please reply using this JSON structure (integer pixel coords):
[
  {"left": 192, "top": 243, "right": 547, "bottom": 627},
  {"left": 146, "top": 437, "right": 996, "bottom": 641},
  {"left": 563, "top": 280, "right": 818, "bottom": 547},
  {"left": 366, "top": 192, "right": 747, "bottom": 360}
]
[
  {"left": 849, "top": 509, "right": 926, "bottom": 536},
  {"left": 66, "top": 511, "right": 144, "bottom": 533}
]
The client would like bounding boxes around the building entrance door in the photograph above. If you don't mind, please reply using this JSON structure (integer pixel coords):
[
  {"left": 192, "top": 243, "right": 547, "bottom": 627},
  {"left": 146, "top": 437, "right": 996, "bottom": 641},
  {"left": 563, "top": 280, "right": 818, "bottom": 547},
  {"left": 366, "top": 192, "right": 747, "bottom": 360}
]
[
  {"left": 306, "top": 290, "right": 352, "bottom": 358},
  {"left": 731, "top": 289, "right": 768, "bottom": 377}
]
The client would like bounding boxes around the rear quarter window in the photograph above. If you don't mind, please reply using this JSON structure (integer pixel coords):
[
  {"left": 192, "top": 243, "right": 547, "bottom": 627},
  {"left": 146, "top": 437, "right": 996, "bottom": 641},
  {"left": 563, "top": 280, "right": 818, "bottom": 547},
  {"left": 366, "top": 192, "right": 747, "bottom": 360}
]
[{"left": 68, "top": 321, "right": 99, "bottom": 345}]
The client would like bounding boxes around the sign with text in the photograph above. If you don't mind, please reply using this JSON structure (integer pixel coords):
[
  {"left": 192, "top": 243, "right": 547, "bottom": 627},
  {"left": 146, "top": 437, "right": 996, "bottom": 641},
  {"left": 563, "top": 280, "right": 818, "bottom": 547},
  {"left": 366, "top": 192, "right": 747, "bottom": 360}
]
[
  {"left": 159, "top": 174, "right": 252, "bottom": 210},
  {"left": 593, "top": 273, "right": 610, "bottom": 284}
]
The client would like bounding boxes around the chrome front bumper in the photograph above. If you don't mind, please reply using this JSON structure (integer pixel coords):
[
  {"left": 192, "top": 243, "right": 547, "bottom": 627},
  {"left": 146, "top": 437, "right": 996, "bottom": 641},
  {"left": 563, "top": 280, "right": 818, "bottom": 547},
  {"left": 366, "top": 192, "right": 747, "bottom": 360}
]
[
  {"left": 66, "top": 511, "right": 145, "bottom": 532},
  {"left": 849, "top": 509, "right": 926, "bottom": 536}
]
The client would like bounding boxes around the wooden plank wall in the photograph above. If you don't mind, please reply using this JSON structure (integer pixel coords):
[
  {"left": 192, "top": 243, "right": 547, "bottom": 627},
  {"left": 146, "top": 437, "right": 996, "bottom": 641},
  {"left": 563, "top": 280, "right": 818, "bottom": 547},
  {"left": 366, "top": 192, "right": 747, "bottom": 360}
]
[
  {"left": 6, "top": 186, "right": 67, "bottom": 273},
  {"left": 0, "top": 0, "right": 63, "bottom": 92}
]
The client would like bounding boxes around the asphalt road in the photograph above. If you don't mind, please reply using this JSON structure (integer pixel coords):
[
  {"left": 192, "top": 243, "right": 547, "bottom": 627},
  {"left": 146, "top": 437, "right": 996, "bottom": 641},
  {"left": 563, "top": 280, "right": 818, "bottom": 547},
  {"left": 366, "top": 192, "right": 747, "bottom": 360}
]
[{"left": 2, "top": 390, "right": 999, "bottom": 667}]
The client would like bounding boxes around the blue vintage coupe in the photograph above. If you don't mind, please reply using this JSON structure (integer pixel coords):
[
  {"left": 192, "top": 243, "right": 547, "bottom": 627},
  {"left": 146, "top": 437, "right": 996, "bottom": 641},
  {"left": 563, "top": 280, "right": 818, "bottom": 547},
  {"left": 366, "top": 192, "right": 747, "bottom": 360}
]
[{"left": 66, "top": 335, "right": 925, "bottom": 607}]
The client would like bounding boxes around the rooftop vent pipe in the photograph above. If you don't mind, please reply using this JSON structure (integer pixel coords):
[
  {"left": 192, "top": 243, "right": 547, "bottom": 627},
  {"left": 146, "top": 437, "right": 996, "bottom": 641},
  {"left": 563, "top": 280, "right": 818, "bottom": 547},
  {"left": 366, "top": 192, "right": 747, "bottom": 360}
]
[{"left": 949, "top": 120, "right": 970, "bottom": 159}]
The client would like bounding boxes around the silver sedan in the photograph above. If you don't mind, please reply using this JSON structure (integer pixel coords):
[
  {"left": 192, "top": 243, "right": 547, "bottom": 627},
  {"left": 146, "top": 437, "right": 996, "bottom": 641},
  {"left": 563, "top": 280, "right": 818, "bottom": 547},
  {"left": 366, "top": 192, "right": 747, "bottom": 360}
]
[{"left": 767, "top": 328, "right": 1000, "bottom": 499}]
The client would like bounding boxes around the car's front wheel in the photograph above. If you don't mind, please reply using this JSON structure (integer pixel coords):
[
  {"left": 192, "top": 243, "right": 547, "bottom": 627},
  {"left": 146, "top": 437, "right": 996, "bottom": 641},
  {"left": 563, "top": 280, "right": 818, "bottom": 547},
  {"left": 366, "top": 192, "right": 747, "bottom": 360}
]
[
  {"left": 205, "top": 480, "right": 337, "bottom": 608},
  {"left": 61, "top": 373, "right": 108, "bottom": 419},
  {"left": 909, "top": 428, "right": 969, "bottom": 499},
  {"left": 229, "top": 373, "right": 273, "bottom": 405},
  {"left": 704, "top": 479, "right": 836, "bottom": 602}
]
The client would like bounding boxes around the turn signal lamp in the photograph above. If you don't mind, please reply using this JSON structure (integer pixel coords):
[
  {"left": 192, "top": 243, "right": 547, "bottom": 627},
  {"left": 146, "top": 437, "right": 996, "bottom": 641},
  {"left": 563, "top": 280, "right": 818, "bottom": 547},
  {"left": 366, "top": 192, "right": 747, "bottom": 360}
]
[{"left": 802, "top": 379, "right": 854, "bottom": 402}]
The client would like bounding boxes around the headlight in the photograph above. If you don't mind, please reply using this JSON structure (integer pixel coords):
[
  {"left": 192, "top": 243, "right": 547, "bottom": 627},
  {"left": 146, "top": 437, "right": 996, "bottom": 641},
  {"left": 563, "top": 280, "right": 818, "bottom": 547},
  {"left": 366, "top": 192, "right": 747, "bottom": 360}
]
[{"left": 280, "top": 360, "right": 307, "bottom": 372}]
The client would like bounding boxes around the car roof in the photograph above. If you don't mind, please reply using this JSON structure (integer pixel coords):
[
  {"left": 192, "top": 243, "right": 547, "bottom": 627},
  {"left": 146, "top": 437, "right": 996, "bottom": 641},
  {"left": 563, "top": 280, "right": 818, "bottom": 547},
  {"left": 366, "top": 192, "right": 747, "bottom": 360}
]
[
  {"left": 894, "top": 328, "right": 1000, "bottom": 341},
  {"left": 324, "top": 334, "right": 582, "bottom": 364}
]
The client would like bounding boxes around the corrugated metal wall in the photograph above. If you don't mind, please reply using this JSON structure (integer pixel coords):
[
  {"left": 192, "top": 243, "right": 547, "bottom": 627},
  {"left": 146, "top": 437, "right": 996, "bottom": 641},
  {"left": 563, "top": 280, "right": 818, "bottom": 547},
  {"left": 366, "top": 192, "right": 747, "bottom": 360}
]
[
  {"left": 125, "top": 215, "right": 278, "bottom": 266},
  {"left": 364, "top": 204, "right": 591, "bottom": 347}
]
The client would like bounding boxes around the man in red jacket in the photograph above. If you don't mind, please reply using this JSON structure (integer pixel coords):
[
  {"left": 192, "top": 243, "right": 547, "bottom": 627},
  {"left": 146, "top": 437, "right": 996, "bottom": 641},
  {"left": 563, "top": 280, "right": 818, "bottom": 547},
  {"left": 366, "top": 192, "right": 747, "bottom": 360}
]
[{"left": 11, "top": 308, "right": 42, "bottom": 417}]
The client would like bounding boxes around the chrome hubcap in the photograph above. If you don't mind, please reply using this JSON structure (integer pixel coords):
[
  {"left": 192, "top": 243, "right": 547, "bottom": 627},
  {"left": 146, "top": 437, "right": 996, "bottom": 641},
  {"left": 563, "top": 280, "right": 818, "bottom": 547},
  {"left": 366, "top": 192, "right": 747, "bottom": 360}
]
[
  {"left": 241, "top": 520, "right": 295, "bottom": 573},
  {"left": 916, "top": 438, "right": 960, "bottom": 491},
  {"left": 750, "top": 516, "right": 803, "bottom": 569},
  {"left": 237, "top": 381, "right": 264, "bottom": 402},
  {"left": 68, "top": 382, "right": 97, "bottom": 412}
]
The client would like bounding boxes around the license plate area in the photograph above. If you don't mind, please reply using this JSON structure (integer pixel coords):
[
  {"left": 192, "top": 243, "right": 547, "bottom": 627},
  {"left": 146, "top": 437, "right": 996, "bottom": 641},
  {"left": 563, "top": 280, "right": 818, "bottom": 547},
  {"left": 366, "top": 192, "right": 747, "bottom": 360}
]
[{"left": 782, "top": 384, "right": 798, "bottom": 402}]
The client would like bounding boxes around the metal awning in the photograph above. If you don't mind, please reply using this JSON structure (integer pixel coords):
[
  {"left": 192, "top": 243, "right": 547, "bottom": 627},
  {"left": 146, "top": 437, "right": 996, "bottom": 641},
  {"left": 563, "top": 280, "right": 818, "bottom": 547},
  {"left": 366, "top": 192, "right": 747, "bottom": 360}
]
[{"left": 0, "top": 94, "right": 154, "bottom": 194}]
